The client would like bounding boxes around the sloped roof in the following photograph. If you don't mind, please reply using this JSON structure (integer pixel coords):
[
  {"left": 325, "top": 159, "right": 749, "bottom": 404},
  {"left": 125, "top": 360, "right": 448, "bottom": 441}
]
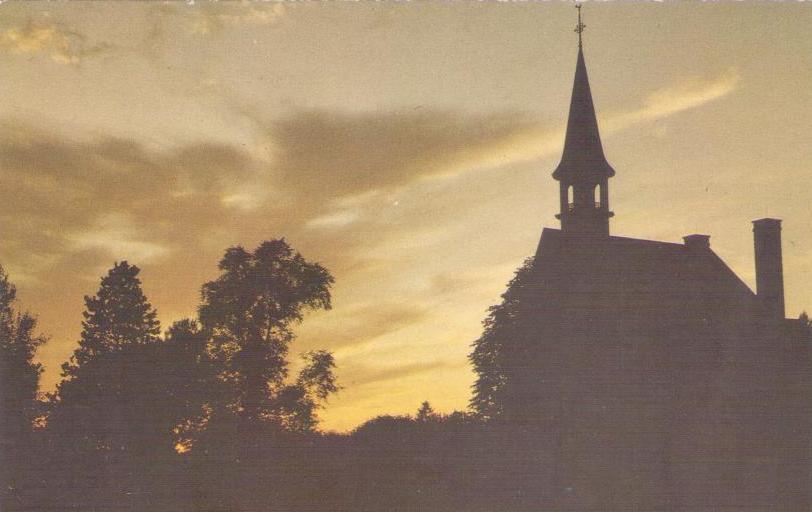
[
  {"left": 529, "top": 228, "right": 758, "bottom": 323},
  {"left": 552, "top": 47, "right": 615, "bottom": 181}
]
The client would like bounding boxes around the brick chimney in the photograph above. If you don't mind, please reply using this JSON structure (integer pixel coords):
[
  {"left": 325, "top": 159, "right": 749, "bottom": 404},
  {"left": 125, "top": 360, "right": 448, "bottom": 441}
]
[{"left": 752, "top": 218, "right": 785, "bottom": 318}]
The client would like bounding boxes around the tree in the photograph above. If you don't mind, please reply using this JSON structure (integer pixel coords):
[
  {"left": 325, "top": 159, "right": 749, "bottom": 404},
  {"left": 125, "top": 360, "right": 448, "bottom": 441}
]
[
  {"left": 0, "top": 265, "right": 46, "bottom": 440},
  {"left": 198, "top": 239, "right": 337, "bottom": 429},
  {"left": 54, "top": 318, "right": 212, "bottom": 453},
  {"left": 276, "top": 350, "right": 340, "bottom": 432},
  {"left": 0, "top": 265, "right": 47, "bottom": 500},
  {"left": 52, "top": 262, "right": 165, "bottom": 453},
  {"left": 61, "top": 261, "right": 160, "bottom": 379},
  {"left": 800, "top": 311, "right": 811, "bottom": 329},
  {"left": 415, "top": 401, "right": 436, "bottom": 423},
  {"left": 469, "top": 257, "right": 535, "bottom": 419}
]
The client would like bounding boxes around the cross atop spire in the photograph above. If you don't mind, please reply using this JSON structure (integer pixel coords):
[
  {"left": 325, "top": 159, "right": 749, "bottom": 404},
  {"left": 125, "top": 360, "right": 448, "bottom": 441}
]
[{"left": 575, "top": 4, "right": 585, "bottom": 48}]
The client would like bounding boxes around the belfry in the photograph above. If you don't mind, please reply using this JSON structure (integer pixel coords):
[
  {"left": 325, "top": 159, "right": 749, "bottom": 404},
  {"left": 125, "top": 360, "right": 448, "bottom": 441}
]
[{"left": 553, "top": 5, "right": 614, "bottom": 236}]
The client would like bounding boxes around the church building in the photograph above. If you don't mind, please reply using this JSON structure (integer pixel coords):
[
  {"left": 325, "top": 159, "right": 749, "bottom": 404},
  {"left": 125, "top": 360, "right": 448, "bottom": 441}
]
[{"left": 498, "top": 9, "right": 812, "bottom": 511}]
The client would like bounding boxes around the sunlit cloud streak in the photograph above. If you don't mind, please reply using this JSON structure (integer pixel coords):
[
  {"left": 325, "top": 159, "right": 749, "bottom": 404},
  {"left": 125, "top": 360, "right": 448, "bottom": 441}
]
[{"left": 0, "top": 22, "right": 111, "bottom": 64}]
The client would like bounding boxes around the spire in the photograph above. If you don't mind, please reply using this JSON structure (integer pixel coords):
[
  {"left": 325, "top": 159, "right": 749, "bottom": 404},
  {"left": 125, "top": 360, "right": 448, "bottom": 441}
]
[
  {"left": 552, "top": 6, "right": 615, "bottom": 181},
  {"left": 553, "top": 5, "right": 614, "bottom": 237}
]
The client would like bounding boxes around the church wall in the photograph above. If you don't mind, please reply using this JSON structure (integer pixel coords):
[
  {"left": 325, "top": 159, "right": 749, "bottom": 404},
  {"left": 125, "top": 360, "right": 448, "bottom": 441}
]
[{"left": 498, "top": 236, "right": 812, "bottom": 511}]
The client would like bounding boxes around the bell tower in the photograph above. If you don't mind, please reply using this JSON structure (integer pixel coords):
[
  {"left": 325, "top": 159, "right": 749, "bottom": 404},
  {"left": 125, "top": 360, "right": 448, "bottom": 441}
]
[{"left": 553, "top": 5, "right": 615, "bottom": 237}]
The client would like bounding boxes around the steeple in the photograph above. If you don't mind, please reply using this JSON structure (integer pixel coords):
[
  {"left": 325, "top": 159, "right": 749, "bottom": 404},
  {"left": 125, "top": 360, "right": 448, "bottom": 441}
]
[{"left": 554, "top": 5, "right": 615, "bottom": 236}]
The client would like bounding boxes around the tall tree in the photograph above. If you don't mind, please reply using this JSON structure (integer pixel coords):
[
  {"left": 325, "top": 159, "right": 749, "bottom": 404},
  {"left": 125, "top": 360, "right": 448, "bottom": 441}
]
[
  {"left": 45, "top": 319, "right": 214, "bottom": 512},
  {"left": 53, "top": 261, "right": 162, "bottom": 453},
  {"left": 0, "top": 265, "right": 47, "bottom": 493},
  {"left": 53, "top": 319, "right": 211, "bottom": 455},
  {"left": 199, "top": 239, "right": 336, "bottom": 428},
  {"left": 469, "top": 257, "right": 535, "bottom": 419},
  {"left": 61, "top": 261, "right": 160, "bottom": 379}
]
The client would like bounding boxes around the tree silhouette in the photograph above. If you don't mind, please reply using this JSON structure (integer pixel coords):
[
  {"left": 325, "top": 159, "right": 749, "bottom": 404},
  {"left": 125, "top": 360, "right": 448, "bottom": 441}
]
[
  {"left": 51, "top": 262, "right": 165, "bottom": 456},
  {"left": 199, "top": 239, "right": 336, "bottom": 429},
  {"left": 52, "top": 319, "right": 212, "bottom": 456},
  {"left": 415, "top": 400, "right": 436, "bottom": 422},
  {"left": 0, "top": 265, "right": 47, "bottom": 504},
  {"left": 61, "top": 261, "right": 160, "bottom": 379},
  {"left": 276, "top": 349, "right": 340, "bottom": 432},
  {"left": 469, "top": 257, "right": 535, "bottom": 419},
  {"left": 0, "top": 265, "right": 46, "bottom": 440},
  {"left": 45, "top": 267, "right": 211, "bottom": 511}
]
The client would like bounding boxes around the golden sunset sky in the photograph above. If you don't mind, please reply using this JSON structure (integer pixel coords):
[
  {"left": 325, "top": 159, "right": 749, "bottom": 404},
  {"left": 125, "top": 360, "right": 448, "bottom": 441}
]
[{"left": 1, "top": 1, "right": 811, "bottom": 431}]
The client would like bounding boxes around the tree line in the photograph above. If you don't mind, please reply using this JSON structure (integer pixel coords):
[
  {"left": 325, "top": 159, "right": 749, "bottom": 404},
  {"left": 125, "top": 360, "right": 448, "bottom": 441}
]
[
  {"left": 2, "top": 239, "right": 556, "bottom": 512},
  {"left": 1, "top": 240, "right": 339, "bottom": 509},
  {"left": 8, "top": 242, "right": 811, "bottom": 511}
]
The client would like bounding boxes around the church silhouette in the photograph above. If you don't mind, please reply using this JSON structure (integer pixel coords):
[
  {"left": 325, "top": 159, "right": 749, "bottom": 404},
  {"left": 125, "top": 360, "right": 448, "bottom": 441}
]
[{"left": 495, "top": 9, "right": 812, "bottom": 511}]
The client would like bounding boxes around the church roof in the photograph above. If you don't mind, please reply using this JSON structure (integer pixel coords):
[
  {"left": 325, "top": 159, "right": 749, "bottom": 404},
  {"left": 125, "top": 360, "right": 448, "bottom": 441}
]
[
  {"left": 552, "top": 46, "right": 615, "bottom": 181},
  {"left": 530, "top": 229, "right": 758, "bottom": 323}
]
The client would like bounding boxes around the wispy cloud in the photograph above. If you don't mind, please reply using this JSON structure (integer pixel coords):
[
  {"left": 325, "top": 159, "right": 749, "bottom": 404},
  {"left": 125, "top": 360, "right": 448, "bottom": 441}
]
[
  {"left": 266, "top": 109, "right": 544, "bottom": 200},
  {"left": 0, "top": 68, "right": 739, "bottom": 285},
  {"left": 69, "top": 213, "right": 171, "bottom": 264},
  {"left": 341, "top": 360, "right": 459, "bottom": 388},
  {"left": 0, "top": 22, "right": 111, "bottom": 64},
  {"left": 605, "top": 68, "right": 740, "bottom": 132},
  {"left": 468, "top": 69, "right": 742, "bottom": 168},
  {"left": 268, "top": 69, "right": 741, "bottom": 230},
  {"left": 296, "top": 302, "right": 429, "bottom": 353},
  {"left": 0, "top": 120, "right": 258, "bottom": 284},
  {"left": 306, "top": 210, "right": 362, "bottom": 230},
  {"left": 188, "top": 2, "right": 287, "bottom": 35}
]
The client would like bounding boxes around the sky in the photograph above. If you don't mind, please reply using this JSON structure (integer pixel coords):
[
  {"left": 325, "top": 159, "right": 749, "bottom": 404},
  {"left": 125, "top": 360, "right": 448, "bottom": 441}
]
[{"left": 1, "top": 1, "right": 811, "bottom": 432}]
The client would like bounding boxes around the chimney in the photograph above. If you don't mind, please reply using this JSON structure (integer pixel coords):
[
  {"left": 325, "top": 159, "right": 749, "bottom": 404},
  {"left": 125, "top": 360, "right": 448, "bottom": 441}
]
[
  {"left": 752, "top": 218, "right": 785, "bottom": 318},
  {"left": 683, "top": 234, "right": 711, "bottom": 251}
]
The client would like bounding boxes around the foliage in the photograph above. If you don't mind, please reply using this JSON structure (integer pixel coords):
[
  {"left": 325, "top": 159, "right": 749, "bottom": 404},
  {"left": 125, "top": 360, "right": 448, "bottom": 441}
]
[
  {"left": 415, "top": 400, "right": 437, "bottom": 422},
  {"left": 52, "top": 319, "right": 213, "bottom": 457},
  {"left": 61, "top": 261, "right": 160, "bottom": 379},
  {"left": 277, "top": 350, "right": 340, "bottom": 432},
  {"left": 0, "top": 265, "right": 46, "bottom": 441},
  {"left": 0, "top": 265, "right": 47, "bottom": 507},
  {"left": 198, "top": 239, "right": 336, "bottom": 429},
  {"left": 469, "top": 257, "right": 536, "bottom": 419},
  {"left": 50, "top": 263, "right": 172, "bottom": 455}
]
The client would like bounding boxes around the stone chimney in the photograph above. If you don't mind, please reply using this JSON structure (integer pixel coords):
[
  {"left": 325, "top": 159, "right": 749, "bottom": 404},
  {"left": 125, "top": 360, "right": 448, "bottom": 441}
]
[{"left": 752, "top": 218, "right": 785, "bottom": 318}]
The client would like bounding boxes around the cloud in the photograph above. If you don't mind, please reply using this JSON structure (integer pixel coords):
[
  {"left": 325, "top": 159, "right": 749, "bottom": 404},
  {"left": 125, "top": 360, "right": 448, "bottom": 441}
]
[
  {"left": 306, "top": 210, "right": 361, "bottom": 229},
  {"left": 0, "top": 22, "right": 111, "bottom": 64},
  {"left": 266, "top": 109, "right": 548, "bottom": 205},
  {"left": 605, "top": 69, "right": 740, "bottom": 132},
  {"left": 143, "top": 1, "right": 287, "bottom": 42},
  {"left": 69, "top": 213, "right": 171, "bottom": 264},
  {"left": 296, "top": 301, "right": 429, "bottom": 352},
  {"left": 0, "top": 67, "right": 738, "bottom": 284},
  {"left": 0, "top": 120, "right": 258, "bottom": 280},
  {"left": 265, "top": 71, "right": 739, "bottom": 229},
  {"left": 188, "top": 2, "right": 287, "bottom": 35},
  {"left": 340, "top": 360, "right": 459, "bottom": 388}
]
